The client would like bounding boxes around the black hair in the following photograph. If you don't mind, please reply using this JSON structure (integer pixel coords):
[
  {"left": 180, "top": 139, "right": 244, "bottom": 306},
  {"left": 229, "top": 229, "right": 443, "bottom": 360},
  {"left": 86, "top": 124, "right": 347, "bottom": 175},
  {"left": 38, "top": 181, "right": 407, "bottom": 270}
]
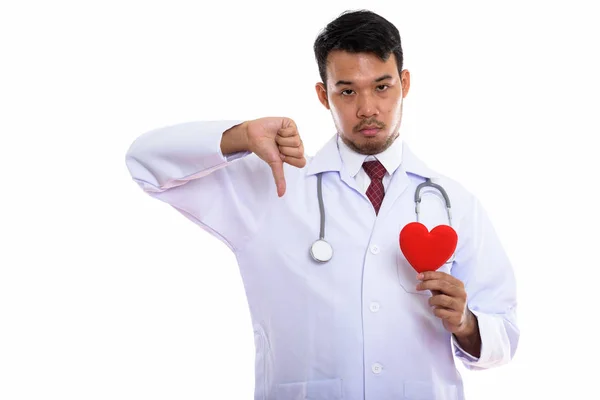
[{"left": 313, "top": 10, "right": 403, "bottom": 85}]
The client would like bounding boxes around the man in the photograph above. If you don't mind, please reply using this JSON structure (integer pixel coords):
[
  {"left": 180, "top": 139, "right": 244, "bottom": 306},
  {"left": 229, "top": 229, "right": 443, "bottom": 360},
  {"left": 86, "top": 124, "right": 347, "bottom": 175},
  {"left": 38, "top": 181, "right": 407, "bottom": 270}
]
[{"left": 125, "top": 9, "right": 518, "bottom": 400}]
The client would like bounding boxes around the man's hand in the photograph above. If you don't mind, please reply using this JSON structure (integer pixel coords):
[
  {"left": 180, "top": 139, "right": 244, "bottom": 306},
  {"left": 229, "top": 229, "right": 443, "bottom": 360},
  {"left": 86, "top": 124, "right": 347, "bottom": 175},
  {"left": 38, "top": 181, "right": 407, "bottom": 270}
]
[
  {"left": 245, "top": 117, "right": 306, "bottom": 197},
  {"left": 221, "top": 117, "right": 306, "bottom": 197},
  {"left": 416, "top": 271, "right": 481, "bottom": 357}
]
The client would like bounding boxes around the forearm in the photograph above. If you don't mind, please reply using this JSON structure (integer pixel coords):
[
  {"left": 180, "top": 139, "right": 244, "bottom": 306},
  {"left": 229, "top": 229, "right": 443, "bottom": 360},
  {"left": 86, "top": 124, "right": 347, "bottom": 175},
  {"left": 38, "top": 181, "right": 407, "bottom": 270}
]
[
  {"left": 221, "top": 121, "right": 250, "bottom": 154},
  {"left": 453, "top": 310, "right": 481, "bottom": 358},
  {"left": 452, "top": 308, "right": 518, "bottom": 370}
]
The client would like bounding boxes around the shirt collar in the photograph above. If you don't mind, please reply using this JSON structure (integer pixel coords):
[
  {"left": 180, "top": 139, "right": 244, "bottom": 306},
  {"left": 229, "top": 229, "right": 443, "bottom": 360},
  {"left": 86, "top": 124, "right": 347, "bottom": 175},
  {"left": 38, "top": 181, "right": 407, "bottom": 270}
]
[
  {"left": 306, "top": 133, "right": 436, "bottom": 179},
  {"left": 336, "top": 134, "right": 403, "bottom": 178}
]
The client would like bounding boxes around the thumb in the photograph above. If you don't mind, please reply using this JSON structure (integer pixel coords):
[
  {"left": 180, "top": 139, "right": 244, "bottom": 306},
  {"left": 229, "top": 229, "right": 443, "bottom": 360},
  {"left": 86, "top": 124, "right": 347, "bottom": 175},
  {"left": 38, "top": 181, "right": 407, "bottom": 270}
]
[{"left": 268, "top": 155, "right": 286, "bottom": 197}]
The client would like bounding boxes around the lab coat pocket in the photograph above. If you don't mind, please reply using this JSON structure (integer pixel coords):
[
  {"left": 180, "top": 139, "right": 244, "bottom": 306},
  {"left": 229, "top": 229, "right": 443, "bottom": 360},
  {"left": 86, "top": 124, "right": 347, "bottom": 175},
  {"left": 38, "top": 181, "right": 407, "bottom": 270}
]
[
  {"left": 396, "top": 249, "right": 452, "bottom": 295},
  {"left": 275, "top": 378, "right": 343, "bottom": 399}
]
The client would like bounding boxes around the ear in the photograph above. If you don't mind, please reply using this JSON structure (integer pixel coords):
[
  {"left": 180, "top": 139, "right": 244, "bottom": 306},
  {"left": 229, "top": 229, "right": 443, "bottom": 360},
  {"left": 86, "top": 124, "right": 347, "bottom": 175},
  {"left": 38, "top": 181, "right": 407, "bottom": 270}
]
[
  {"left": 400, "top": 69, "right": 411, "bottom": 98},
  {"left": 315, "top": 82, "right": 330, "bottom": 110}
]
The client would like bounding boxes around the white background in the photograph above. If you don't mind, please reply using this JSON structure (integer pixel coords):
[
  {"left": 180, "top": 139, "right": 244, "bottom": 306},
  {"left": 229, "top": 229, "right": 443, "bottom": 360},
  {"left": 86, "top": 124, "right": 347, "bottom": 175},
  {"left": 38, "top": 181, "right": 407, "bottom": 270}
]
[{"left": 1, "top": 1, "right": 599, "bottom": 399}]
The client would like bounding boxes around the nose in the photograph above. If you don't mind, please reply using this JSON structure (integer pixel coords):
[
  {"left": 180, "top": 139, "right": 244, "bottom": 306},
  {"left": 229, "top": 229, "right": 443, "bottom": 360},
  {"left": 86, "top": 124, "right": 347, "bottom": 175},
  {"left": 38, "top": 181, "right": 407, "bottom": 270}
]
[{"left": 356, "top": 93, "right": 379, "bottom": 119}]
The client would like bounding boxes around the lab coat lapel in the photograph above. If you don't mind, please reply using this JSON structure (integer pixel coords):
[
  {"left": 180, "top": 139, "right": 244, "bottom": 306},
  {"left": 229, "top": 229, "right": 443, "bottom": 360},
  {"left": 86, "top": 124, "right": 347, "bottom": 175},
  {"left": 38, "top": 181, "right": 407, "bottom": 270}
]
[
  {"left": 377, "top": 165, "right": 411, "bottom": 219},
  {"left": 305, "top": 134, "right": 365, "bottom": 195},
  {"left": 377, "top": 143, "right": 436, "bottom": 219}
]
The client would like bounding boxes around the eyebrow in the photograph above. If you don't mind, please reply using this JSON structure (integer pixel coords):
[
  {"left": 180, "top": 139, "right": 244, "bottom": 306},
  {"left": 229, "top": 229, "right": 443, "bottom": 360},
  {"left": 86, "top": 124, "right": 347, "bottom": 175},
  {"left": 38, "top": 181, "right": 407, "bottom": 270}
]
[{"left": 335, "top": 74, "right": 393, "bottom": 86}]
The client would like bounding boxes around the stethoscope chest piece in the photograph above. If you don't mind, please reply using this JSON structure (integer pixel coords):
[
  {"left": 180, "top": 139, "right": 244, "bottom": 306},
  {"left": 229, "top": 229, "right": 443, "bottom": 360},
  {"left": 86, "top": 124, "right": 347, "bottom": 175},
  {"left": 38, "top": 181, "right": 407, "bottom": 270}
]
[{"left": 310, "top": 239, "right": 333, "bottom": 263}]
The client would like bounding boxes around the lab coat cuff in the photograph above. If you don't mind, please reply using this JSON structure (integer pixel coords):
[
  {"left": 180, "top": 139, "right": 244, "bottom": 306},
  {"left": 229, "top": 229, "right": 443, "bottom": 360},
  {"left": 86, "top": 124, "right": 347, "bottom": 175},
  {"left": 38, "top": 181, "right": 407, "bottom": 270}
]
[
  {"left": 452, "top": 309, "right": 497, "bottom": 368},
  {"left": 165, "top": 120, "right": 249, "bottom": 188},
  {"left": 209, "top": 120, "right": 246, "bottom": 161},
  {"left": 194, "top": 120, "right": 250, "bottom": 177},
  {"left": 225, "top": 150, "right": 251, "bottom": 162}
]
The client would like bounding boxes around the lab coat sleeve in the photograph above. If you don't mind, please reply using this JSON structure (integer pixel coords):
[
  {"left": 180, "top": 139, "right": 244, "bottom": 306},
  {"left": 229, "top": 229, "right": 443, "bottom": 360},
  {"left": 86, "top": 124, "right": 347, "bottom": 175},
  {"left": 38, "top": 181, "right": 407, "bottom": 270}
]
[
  {"left": 125, "top": 120, "right": 277, "bottom": 252},
  {"left": 450, "top": 195, "right": 519, "bottom": 370}
]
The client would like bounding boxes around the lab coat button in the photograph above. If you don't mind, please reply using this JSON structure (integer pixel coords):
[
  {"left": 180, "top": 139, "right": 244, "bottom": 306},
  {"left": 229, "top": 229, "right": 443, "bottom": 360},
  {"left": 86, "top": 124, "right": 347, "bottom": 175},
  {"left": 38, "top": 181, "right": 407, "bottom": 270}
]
[
  {"left": 372, "top": 363, "right": 383, "bottom": 374},
  {"left": 369, "top": 302, "right": 380, "bottom": 312},
  {"left": 370, "top": 245, "right": 380, "bottom": 254}
]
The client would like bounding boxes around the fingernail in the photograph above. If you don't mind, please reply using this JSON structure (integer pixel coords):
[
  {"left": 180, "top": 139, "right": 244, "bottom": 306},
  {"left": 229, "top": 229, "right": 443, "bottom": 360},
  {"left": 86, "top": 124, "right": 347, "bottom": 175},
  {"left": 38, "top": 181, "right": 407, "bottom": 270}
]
[{"left": 417, "top": 273, "right": 424, "bottom": 280}]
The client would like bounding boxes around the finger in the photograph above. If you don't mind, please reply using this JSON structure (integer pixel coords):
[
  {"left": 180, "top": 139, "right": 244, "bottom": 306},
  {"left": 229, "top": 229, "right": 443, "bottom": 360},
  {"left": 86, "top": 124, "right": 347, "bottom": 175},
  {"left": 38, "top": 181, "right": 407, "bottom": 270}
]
[
  {"left": 279, "top": 117, "right": 297, "bottom": 130},
  {"left": 418, "top": 271, "right": 464, "bottom": 288},
  {"left": 416, "top": 279, "right": 464, "bottom": 298},
  {"left": 276, "top": 135, "right": 302, "bottom": 147},
  {"left": 428, "top": 294, "right": 464, "bottom": 312},
  {"left": 283, "top": 155, "right": 307, "bottom": 168},
  {"left": 267, "top": 159, "right": 286, "bottom": 197},
  {"left": 432, "top": 308, "right": 463, "bottom": 325},
  {"left": 278, "top": 127, "right": 298, "bottom": 138},
  {"left": 279, "top": 144, "right": 305, "bottom": 159}
]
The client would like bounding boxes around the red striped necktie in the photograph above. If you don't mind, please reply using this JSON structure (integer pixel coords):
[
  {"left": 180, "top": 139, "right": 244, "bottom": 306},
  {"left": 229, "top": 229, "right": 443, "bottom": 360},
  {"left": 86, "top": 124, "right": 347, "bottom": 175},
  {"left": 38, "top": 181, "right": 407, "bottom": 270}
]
[{"left": 362, "top": 160, "right": 387, "bottom": 215}]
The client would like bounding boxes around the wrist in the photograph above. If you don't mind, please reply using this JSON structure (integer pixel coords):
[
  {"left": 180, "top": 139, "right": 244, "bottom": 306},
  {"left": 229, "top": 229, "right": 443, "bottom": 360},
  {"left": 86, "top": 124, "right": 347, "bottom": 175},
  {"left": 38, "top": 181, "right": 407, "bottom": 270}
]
[
  {"left": 221, "top": 121, "right": 250, "bottom": 154},
  {"left": 454, "top": 310, "right": 478, "bottom": 339}
]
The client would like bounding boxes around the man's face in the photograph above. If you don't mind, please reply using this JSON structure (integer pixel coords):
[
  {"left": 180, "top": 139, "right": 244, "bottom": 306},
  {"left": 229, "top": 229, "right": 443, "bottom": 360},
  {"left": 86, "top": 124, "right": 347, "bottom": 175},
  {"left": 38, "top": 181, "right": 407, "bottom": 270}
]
[{"left": 316, "top": 50, "right": 410, "bottom": 155}]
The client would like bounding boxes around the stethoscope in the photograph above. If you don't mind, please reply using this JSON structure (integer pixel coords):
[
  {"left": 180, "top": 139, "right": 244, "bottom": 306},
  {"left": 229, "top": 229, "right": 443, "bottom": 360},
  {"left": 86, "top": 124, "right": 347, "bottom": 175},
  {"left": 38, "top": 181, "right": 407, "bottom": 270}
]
[{"left": 309, "top": 173, "right": 455, "bottom": 263}]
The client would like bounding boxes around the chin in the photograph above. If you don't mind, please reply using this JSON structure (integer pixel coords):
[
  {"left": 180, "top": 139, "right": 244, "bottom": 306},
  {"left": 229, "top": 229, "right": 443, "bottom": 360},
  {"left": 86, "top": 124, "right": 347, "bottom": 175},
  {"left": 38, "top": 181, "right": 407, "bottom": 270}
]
[
  {"left": 353, "top": 140, "right": 388, "bottom": 155},
  {"left": 340, "top": 129, "right": 396, "bottom": 155},
  {"left": 360, "top": 135, "right": 393, "bottom": 151}
]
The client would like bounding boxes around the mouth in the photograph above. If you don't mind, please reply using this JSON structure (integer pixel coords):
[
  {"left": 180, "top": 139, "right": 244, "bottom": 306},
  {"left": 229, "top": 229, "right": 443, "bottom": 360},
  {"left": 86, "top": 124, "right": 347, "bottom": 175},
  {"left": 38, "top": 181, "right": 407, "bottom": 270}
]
[{"left": 359, "top": 127, "right": 382, "bottom": 137}]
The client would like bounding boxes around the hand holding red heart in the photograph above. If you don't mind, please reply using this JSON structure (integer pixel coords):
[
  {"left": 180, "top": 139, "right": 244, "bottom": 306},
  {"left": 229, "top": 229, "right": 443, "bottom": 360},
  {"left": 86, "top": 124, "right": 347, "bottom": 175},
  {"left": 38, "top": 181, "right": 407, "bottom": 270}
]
[
  {"left": 416, "top": 271, "right": 481, "bottom": 356},
  {"left": 398, "top": 211, "right": 481, "bottom": 355}
]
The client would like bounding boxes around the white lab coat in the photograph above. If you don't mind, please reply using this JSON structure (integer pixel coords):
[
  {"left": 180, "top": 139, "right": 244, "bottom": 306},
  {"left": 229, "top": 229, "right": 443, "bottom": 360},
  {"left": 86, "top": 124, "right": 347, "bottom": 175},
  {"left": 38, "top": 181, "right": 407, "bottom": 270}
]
[{"left": 125, "top": 120, "right": 519, "bottom": 400}]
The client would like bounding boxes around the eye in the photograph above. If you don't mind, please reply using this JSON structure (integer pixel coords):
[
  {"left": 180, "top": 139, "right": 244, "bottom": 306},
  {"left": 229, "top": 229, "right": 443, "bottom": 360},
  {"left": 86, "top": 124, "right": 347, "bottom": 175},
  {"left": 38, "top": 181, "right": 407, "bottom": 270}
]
[
  {"left": 341, "top": 89, "right": 355, "bottom": 96},
  {"left": 376, "top": 85, "right": 389, "bottom": 92}
]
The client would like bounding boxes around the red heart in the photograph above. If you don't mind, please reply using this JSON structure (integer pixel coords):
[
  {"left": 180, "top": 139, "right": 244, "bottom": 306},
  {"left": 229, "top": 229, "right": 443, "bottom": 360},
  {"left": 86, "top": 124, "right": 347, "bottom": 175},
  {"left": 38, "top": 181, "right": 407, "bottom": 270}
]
[{"left": 399, "top": 222, "right": 458, "bottom": 273}]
